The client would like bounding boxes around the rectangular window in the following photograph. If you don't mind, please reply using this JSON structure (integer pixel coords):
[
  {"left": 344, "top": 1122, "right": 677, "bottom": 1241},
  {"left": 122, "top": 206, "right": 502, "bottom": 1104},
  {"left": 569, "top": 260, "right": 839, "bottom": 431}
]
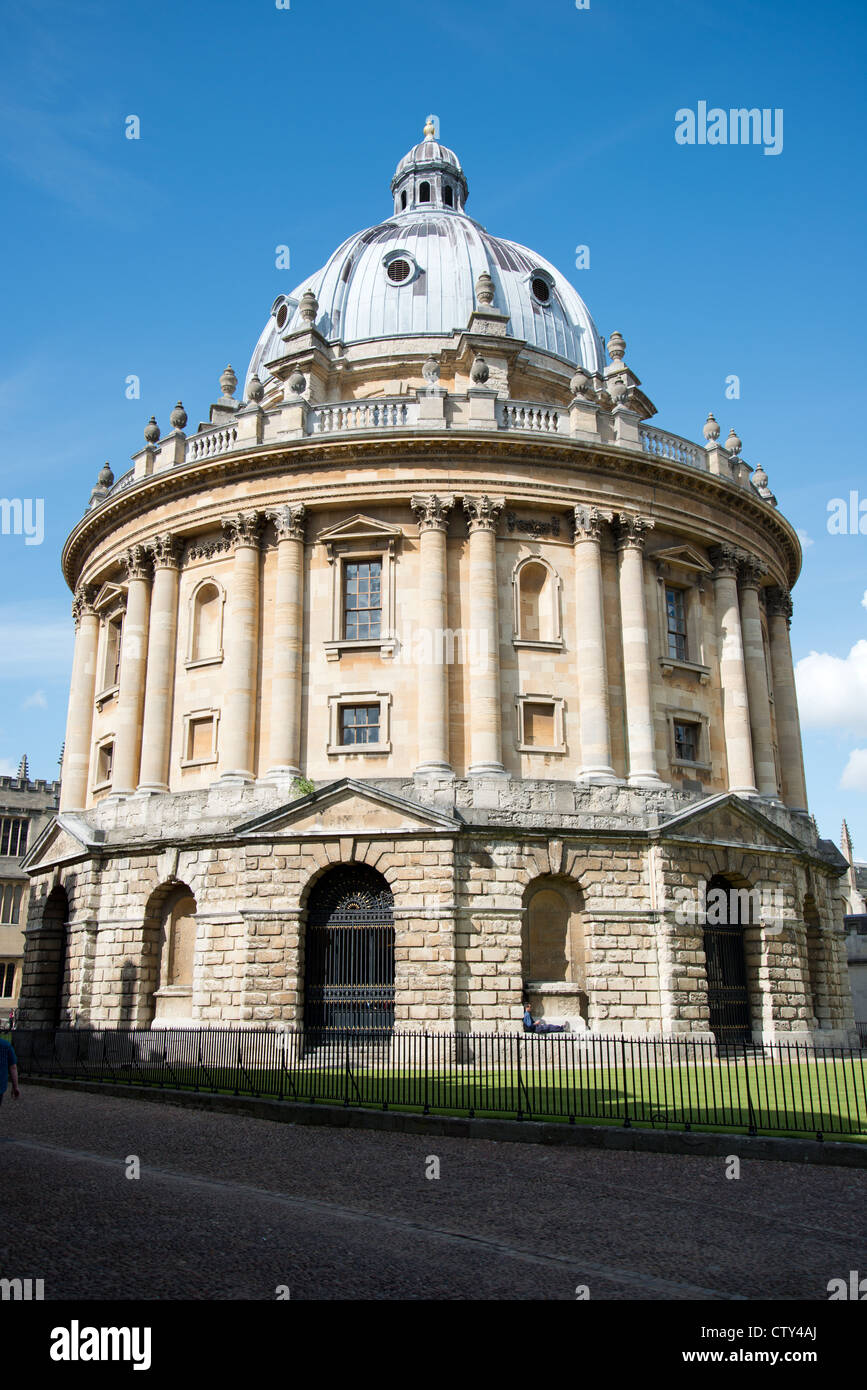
[
  {"left": 97, "top": 742, "right": 114, "bottom": 786},
  {"left": 523, "top": 701, "right": 556, "bottom": 747},
  {"left": 340, "top": 704, "right": 380, "bottom": 746},
  {"left": 104, "top": 616, "right": 123, "bottom": 688},
  {"left": 666, "top": 587, "right": 688, "bottom": 662},
  {"left": 0, "top": 819, "right": 28, "bottom": 858},
  {"left": 673, "top": 720, "right": 700, "bottom": 763},
  {"left": 1, "top": 962, "right": 15, "bottom": 997},
  {"left": 343, "top": 560, "right": 382, "bottom": 641},
  {"left": 0, "top": 883, "right": 23, "bottom": 924}
]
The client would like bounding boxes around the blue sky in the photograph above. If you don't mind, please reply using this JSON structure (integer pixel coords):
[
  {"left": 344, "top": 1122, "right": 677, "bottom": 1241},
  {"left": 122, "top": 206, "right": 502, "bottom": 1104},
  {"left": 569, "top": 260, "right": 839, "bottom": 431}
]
[{"left": 1, "top": 0, "right": 865, "bottom": 851}]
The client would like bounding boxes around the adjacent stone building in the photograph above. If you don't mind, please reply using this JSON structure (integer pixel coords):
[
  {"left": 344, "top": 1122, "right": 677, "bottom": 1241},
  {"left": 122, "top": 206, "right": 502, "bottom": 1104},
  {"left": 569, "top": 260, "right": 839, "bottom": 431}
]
[
  {"left": 19, "top": 123, "right": 857, "bottom": 1044},
  {"left": 0, "top": 760, "right": 60, "bottom": 1016}
]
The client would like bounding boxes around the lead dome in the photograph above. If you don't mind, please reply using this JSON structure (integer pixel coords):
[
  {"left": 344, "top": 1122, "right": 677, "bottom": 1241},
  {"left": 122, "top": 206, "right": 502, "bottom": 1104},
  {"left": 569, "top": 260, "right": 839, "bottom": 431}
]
[{"left": 246, "top": 122, "right": 605, "bottom": 387}]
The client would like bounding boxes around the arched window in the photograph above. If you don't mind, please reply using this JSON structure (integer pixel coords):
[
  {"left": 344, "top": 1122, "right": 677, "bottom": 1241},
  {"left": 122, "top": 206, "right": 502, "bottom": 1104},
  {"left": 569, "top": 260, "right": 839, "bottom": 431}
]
[
  {"left": 401, "top": 190, "right": 407, "bottom": 209},
  {"left": 443, "top": 184, "right": 453, "bottom": 207},
  {"left": 419, "top": 180, "right": 431, "bottom": 202},
  {"left": 152, "top": 886, "right": 198, "bottom": 1022},
  {"left": 189, "top": 580, "right": 223, "bottom": 664},
  {"left": 514, "top": 558, "right": 560, "bottom": 643}
]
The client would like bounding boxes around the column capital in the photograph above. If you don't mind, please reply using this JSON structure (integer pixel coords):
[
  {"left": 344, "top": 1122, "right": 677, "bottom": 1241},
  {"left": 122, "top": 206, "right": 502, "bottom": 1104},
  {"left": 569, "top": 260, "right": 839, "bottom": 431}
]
[
  {"left": 614, "top": 512, "right": 655, "bottom": 551},
  {"left": 123, "top": 544, "right": 152, "bottom": 582},
  {"left": 463, "top": 494, "right": 504, "bottom": 534},
  {"left": 151, "top": 533, "right": 183, "bottom": 570},
  {"left": 221, "top": 511, "right": 263, "bottom": 549},
  {"left": 268, "top": 503, "right": 307, "bottom": 542},
  {"left": 765, "top": 585, "right": 793, "bottom": 623},
  {"left": 71, "top": 583, "right": 98, "bottom": 628},
  {"left": 737, "top": 553, "right": 764, "bottom": 589},
  {"left": 573, "top": 504, "right": 613, "bottom": 543},
  {"left": 411, "top": 494, "right": 455, "bottom": 533},
  {"left": 708, "top": 543, "right": 740, "bottom": 579}
]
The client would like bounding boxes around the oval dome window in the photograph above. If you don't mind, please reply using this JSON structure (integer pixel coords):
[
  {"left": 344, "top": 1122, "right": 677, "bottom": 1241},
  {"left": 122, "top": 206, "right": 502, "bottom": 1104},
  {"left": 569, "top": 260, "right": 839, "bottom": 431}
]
[
  {"left": 531, "top": 276, "right": 551, "bottom": 304},
  {"left": 275, "top": 302, "right": 289, "bottom": 329},
  {"left": 387, "top": 258, "right": 412, "bottom": 284}
]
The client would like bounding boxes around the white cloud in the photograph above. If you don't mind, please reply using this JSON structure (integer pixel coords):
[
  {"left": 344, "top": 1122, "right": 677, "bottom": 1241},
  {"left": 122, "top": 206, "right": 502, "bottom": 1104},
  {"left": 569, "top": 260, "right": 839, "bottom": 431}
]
[
  {"left": 795, "top": 640, "right": 867, "bottom": 734},
  {"left": 796, "top": 528, "right": 814, "bottom": 550},
  {"left": 841, "top": 748, "right": 867, "bottom": 790},
  {"left": 21, "top": 689, "right": 47, "bottom": 709},
  {"left": 861, "top": 589, "right": 867, "bottom": 612}
]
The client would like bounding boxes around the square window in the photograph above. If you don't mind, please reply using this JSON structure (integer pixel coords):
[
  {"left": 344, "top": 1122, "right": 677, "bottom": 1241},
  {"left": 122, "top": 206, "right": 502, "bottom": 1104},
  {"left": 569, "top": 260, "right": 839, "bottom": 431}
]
[
  {"left": 188, "top": 717, "right": 214, "bottom": 762},
  {"left": 340, "top": 705, "right": 380, "bottom": 745},
  {"left": 523, "top": 701, "right": 556, "bottom": 747},
  {"left": 343, "top": 558, "right": 382, "bottom": 641},
  {"left": 97, "top": 742, "right": 114, "bottom": 786}
]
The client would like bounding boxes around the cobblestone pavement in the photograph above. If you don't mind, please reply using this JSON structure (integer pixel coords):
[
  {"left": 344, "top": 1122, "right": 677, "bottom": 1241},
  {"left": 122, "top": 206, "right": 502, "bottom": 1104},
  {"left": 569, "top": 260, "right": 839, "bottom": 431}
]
[{"left": 1, "top": 1087, "right": 865, "bottom": 1300}]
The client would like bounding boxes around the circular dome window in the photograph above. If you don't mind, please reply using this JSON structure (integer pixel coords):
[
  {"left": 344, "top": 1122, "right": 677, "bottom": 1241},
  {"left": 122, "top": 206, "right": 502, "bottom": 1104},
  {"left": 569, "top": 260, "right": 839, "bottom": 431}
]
[
  {"left": 275, "top": 302, "right": 290, "bottom": 330},
  {"left": 531, "top": 276, "right": 551, "bottom": 304},
  {"left": 387, "top": 258, "right": 412, "bottom": 284}
]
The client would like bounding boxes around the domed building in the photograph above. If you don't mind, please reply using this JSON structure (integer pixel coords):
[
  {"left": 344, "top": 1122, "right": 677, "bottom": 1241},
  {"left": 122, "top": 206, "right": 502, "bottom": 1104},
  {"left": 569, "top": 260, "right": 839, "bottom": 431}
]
[{"left": 20, "top": 122, "right": 856, "bottom": 1045}]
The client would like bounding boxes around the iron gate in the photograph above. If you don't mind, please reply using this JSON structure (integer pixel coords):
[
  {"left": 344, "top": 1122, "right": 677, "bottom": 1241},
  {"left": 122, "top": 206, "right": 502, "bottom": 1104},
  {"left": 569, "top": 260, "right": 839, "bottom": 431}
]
[
  {"left": 304, "top": 865, "right": 395, "bottom": 1033},
  {"left": 703, "top": 875, "right": 752, "bottom": 1045}
]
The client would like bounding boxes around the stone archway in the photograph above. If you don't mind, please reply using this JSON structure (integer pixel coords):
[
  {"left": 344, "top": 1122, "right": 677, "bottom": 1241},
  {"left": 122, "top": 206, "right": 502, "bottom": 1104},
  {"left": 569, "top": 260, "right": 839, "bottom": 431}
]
[
  {"left": 703, "top": 874, "right": 753, "bottom": 1044},
  {"left": 22, "top": 885, "right": 70, "bottom": 1028},
  {"left": 303, "top": 864, "right": 394, "bottom": 1033}
]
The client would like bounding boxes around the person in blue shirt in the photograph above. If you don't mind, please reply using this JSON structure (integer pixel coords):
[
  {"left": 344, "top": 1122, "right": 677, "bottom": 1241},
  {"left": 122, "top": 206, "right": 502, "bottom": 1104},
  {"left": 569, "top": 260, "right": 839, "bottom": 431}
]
[
  {"left": 0, "top": 1037, "right": 20, "bottom": 1106},
  {"left": 522, "top": 1001, "right": 568, "bottom": 1034}
]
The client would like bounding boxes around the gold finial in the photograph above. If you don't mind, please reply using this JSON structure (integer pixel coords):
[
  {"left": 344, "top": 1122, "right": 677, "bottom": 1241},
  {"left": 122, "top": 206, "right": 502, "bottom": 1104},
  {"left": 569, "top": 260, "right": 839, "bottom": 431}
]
[{"left": 423, "top": 115, "right": 436, "bottom": 138}]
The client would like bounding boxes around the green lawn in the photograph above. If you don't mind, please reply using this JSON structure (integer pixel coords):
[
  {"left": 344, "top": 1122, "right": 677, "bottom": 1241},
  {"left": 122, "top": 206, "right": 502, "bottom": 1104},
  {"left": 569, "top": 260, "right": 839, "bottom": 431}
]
[{"left": 24, "top": 1046, "right": 867, "bottom": 1140}]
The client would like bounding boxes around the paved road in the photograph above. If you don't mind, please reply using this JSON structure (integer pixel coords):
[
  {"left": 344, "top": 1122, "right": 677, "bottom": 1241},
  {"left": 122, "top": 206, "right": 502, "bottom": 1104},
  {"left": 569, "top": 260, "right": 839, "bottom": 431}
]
[{"left": 1, "top": 1087, "right": 864, "bottom": 1300}]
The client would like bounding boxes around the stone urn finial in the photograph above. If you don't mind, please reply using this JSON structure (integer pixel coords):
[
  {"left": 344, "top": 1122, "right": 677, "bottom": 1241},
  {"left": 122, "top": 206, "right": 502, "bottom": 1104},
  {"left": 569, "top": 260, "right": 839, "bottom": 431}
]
[
  {"left": 247, "top": 374, "right": 265, "bottom": 405},
  {"left": 607, "top": 330, "right": 626, "bottom": 362},
  {"left": 98, "top": 461, "right": 114, "bottom": 488},
  {"left": 220, "top": 365, "right": 238, "bottom": 399},
  {"left": 298, "top": 289, "right": 318, "bottom": 325},
  {"left": 287, "top": 370, "right": 307, "bottom": 397},
  {"left": 424, "top": 115, "right": 437, "bottom": 138},
  {"left": 88, "top": 462, "right": 115, "bottom": 508},
  {"left": 569, "top": 366, "right": 593, "bottom": 400},
  {"left": 725, "top": 426, "right": 742, "bottom": 457},
  {"left": 422, "top": 356, "right": 440, "bottom": 386},
  {"left": 475, "top": 271, "right": 495, "bottom": 307},
  {"left": 703, "top": 411, "right": 720, "bottom": 442},
  {"left": 470, "top": 355, "right": 490, "bottom": 385},
  {"left": 144, "top": 416, "right": 160, "bottom": 444},
  {"left": 170, "top": 400, "right": 188, "bottom": 431}
]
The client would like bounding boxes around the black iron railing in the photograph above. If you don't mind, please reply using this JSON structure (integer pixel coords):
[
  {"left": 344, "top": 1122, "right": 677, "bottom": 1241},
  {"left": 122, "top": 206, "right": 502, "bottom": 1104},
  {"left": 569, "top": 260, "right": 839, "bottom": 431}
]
[{"left": 10, "top": 1027, "right": 867, "bottom": 1141}]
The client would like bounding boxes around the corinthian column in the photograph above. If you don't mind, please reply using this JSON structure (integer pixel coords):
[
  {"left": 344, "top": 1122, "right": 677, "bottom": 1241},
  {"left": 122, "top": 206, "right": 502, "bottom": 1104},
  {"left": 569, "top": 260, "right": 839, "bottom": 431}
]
[
  {"left": 464, "top": 495, "right": 507, "bottom": 777},
  {"left": 573, "top": 506, "right": 616, "bottom": 783},
  {"left": 616, "top": 514, "right": 662, "bottom": 785},
  {"left": 710, "top": 546, "right": 757, "bottom": 796},
  {"left": 738, "top": 556, "right": 778, "bottom": 800},
  {"left": 112, "top": 545, "right": 152, "bottom": 795},
  {"left": 137, "top": 534, "right": 182, "bottom": 793},
  {"left": 266, "top": 504, "right": 307, "bottom": 779},
  {"left": 411, "top": 494, "right": 455, "bottom": 777},
  {"left": 60, "top": 585, "right": 100, "bottom": 810},
  {"left": 766, "top": 587, "right": 808, "bottom": 812},
  {"left": 220, "top": 512, "right": 262, "bottom": 783}
]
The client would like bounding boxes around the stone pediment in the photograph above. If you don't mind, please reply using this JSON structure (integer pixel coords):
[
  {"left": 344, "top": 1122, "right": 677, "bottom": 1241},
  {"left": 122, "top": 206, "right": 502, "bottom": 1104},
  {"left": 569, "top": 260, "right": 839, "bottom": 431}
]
[
  {"left": 315, "top": 514, "right": 404, "bottom": 548},
  {"left": 654, "top": 794, "right": 805, "bottom": 855},
  {"left": 21, "top": 815, "right": 103, "bottom": 872},
  {"left": 236, "top": 779, "right": 461, "bottom": 839},
  {"left": 651, "top": 544, "right": 713, "bottom": 574}
]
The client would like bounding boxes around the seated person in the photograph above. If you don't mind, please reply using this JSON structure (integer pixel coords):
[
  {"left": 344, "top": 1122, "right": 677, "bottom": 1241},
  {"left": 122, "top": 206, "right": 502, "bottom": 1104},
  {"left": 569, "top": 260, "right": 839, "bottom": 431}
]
[{"left": 522, "top": 1001, "right": 568, "bottom": 1034}]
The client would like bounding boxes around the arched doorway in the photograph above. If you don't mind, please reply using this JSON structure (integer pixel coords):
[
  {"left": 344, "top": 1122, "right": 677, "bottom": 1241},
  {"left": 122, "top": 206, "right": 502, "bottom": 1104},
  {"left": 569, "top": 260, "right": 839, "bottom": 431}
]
[
  {"left": 304, "top": 865, "right": 394, "bottom": 1033},
  {"left": 43, "top": 885, "right": 70, "bottom": 1028},
  {"left": 149, "top": 885, "right": 197, "bottom": 1024},
  {"left": 703, "top": 874, "right": 752, "bottom": 1044}
]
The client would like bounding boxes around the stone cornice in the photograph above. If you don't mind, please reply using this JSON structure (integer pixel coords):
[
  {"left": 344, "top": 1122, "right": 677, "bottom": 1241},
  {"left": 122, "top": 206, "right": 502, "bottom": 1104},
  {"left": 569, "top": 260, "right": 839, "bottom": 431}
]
[{"left": 62, "top": 434, "right": 803, "bottom": 592}]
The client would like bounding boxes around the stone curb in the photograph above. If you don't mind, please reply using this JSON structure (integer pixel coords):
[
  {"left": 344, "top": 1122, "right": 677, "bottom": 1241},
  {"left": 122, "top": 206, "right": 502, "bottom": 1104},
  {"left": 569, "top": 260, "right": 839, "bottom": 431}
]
[{"left": 24, "top": 1075, "right": 867, "bottom": 1168}]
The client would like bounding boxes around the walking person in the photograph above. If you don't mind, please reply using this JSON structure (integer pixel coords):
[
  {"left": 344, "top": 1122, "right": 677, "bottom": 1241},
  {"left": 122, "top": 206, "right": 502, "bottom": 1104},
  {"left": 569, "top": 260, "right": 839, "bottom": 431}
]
[{"left": 0, "top": 1033, "right": 20, "bottom": 1107}]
